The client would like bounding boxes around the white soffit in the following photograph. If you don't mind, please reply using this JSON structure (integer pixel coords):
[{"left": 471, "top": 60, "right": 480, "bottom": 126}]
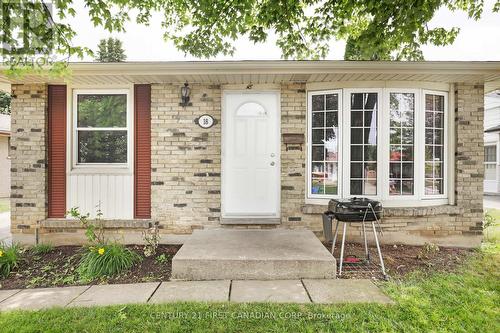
[{"left": 0, "top": 60, "right": 499, "bottom": 86}]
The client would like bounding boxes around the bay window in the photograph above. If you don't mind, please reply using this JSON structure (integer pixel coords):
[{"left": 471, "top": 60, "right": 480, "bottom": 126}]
[
  {"left": 424, "top": 93, "right": 445, "bottom": 195},
  {"left": 389, "top": 92, "right": 415, "bottom": 196},
  {"left": 309, "top": 91, "right": 341, "bottom": 197},
  {"left": 307, "top": 88, "right": 449, "bottom": 204},
  {"left": 349, "top": 92, "right": 378, "bottom": 196}
]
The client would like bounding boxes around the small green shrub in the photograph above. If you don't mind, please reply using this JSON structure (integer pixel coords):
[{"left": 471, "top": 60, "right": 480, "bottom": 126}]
[
  {"left": 155, "top": 253, "right": 169, "bottom": 265},
  {"left": 77, "top": 243, "right": 141, "bottom": 280},
  {"left": 483, "top": 210, "right": 496, "bottom": 229},
  {"left": 0, "top": 244, "right": 21, "bottom": 278},
  {"left": 31, "top": 243, "right": 54, "bottom": 255}
]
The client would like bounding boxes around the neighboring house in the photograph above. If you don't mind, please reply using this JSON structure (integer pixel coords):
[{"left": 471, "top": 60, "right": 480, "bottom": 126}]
[
  {"left": 484, "top": 91, "right": 500, "bottom": 194},
  {"left": 0, "top": 61, "right": 499, "bottom": 247},
  {"left": 0, "top": 113, "right": 10, "bottom": 198}
]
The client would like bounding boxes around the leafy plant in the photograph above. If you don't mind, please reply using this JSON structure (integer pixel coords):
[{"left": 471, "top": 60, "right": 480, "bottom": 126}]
[
  {"left": 77, "top": 244, "right": 141, "bottom": 280},
  {"left": 67, "top": 206, "right": 141, "bottom": 280},
  {"left": 143, "top": 223, "right": 161, "bottom": 257},
  {"left": 31, "top": 243, "right": 54, "bottom": 255},
  {"left": 0, "top": 244, "right": 21, "bottom": 278},
  {"left": 67, "top": 206, "right": 106, "bottom": 245},
  {"left": 417, "top": 243, "right": 440, "bottom": 260},
  {"left": 155, "top": 253, "right": 169, "bottom": 265},
  {"left": 483, "top": 210, "right": 496, "bottom": 229}
]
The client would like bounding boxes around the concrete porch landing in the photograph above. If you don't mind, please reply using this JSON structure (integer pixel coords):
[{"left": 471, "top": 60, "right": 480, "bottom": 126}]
[{"left": 171, "top": 229, "right": 336, "bottom": 280}]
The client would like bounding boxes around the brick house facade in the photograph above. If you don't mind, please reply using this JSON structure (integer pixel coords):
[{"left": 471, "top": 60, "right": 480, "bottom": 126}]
[{"left": 4, "top": 61, "right": 497, "bottom": 247}]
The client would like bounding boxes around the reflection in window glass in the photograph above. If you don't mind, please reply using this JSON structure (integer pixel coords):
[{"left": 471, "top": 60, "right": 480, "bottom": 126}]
[
  {"left": 350, "top": 93, "right": 377, "bottom": 195},
  {"left": 77, "top": 94, "right": 127, "bottom": 127},
  {"left": 389, "top": 93, "right": 415, "bottom": 195},
  {"left": 311, "top": 93, "right": 339, "bottom": 195},
  {"left": 76, "top": 93, "right": 128, "bottom": 164},
  {"left": 424, "top": 94, "right": 445, "bottom": 195},
  {"left": 78, "top": 131, "right": 127, "bottom": 163}
]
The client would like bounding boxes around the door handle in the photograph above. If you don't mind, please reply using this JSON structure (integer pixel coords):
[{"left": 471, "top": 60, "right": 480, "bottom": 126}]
[{"left": 270, "top": 162, "right": 275, "bottom": 166}]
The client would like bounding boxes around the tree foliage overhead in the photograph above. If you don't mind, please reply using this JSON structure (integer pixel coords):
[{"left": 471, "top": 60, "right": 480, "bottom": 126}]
[
  {"left": 95, "top": 38, "right": 127, "bottom": 62},
  {"left": 0, "top": 0, "right": 499, "bottom": 69}
]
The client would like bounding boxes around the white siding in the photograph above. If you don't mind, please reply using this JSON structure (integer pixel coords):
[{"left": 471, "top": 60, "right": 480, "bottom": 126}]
[
  {"left": 484, "top": 93, "right": 500, "bottom": 194},
  {"left": 67, "top": 173, "right": 133, "bottom": 219}
]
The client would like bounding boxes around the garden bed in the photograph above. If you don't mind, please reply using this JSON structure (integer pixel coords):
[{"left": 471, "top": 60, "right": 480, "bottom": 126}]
[
  {"left": 325, "top": 242, "right": 474, "bottom": 279},
  {"left": 1, "top": 242, "right": 474, "bottom": 289},
  {"left": 0, "top": 245, "right": 180, "bottom": 290}
]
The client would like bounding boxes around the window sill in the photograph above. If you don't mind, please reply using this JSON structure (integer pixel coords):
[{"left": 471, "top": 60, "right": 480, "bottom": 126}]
[
  {"left": 40, "top": 218, "right": 156, "bottom": 229},
  {"left": 301, "top": 204, "right": 463, "bottom": 217}
]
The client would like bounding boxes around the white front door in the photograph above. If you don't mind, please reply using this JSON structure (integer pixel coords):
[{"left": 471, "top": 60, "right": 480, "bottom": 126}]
[{"left": 222, "top": 92, "right": 280, "bottom": 218}]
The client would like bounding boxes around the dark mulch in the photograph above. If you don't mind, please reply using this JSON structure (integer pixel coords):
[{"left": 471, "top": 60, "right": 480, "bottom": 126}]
[
  {"left": 0, "top": 245, "right": 181, "bottom": 290},
  {"left": 324, "top": 242, "right": 475, "bottom": 280},
  {"left": 1, "top": 242, "right": 474, "bottom": 289}
]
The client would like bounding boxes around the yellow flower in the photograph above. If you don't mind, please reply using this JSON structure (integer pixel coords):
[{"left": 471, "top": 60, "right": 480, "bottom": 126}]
[
  {"left": 0, "top": 250, "right": 3, "bottom": 257},
  {"left": 98, "top": 248, "right": 105, "bottom": 255}
]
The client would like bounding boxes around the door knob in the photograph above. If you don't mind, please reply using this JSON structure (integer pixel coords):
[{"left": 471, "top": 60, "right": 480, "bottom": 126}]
[{"left": 270, "top": 162, "right": 275, "bottom": 166}]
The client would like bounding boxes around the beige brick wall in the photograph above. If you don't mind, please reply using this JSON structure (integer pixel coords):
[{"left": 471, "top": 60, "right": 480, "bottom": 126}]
[
  {"left": 279, "top": 83, "right": 314, "bottom": 228},
  {"left": 10, "top": 84, "right": 48, "bottom": 236},
  {"left": 150, "top": 84, "right": 222, "bottom": 233},
  {"left": 148, "top": 81, "right": 485, "bottom": 247},
  {"left": 9, "top": 81, "right": 484, "bottom": 248}
]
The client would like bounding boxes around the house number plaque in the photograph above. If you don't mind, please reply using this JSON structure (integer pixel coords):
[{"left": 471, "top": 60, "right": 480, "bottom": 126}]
[{"left": 195, "top": 114, "right": 217, "bottom": 129}]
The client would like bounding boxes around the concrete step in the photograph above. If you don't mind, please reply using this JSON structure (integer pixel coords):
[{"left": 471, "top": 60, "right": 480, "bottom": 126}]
[
  {"left": 220, "top": 218, "right": 281, "bottom": 225},
  {"left": 171, "top": 229, "right": 336, "bottom": 280}
]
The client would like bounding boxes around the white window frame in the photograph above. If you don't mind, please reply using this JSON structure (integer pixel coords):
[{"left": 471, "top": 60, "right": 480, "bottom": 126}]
[
  {"left": 422, "top": 90, "right": 448, "bottom": 200},
  {"left": 306, "top": 87, "right": 450, "bottom": 207},
  {"left": 307, "top": 90, "right": 343, "bottom": 201},
  {"left": 343, "top": 88, "right": 383, "bottom": 200},
  {"left": 382, "top": 88, "right": 420, "bottom": 202},
  {"left": 71, "top": 88, "right": 133, "bottom": 170},
  {"left": 484, "top": 144, "right": 497, "bottom": 181}
]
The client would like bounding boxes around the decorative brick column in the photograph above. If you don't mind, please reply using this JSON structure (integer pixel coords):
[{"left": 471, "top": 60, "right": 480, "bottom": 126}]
[
  {"left": 10, "top": 84, "right": 48, "bottom": 241},
  {"left": 150, "top": 84, "right": 222, "bottom": 233},
  {"left": 454, "top": 82, "right": 484, "bottom": 239},
  {"left": 280, "top": 83, "right": 309, "bottom": 227}
]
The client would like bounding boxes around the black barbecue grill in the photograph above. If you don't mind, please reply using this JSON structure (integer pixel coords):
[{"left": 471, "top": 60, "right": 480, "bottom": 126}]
[
  {"left": 322, "top": 197, "right": 386, "bottom": 278},
  {"left": 328, "top": 198, "right": 382, "bottom": 222}
]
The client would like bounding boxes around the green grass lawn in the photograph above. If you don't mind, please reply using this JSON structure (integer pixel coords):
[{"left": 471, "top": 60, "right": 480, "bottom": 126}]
[
  {"left": 484, "top": 208, "right": 500, "bottom": 243},
  {"left": 0, "top": 246, "right": 498, "bottom": 333},
  {"left": 0, "top": 198, "right": 9, "bottom": 213}
]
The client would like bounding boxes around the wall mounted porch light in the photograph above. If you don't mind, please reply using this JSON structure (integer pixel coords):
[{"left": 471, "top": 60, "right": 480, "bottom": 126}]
[{"left": 180, "top": 82, "right": 192, "bottom": 107}]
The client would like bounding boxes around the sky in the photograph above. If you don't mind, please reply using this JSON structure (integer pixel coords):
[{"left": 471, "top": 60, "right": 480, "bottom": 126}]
[{"left": 66, "top": 0, "right": 500, "bottom": 62}]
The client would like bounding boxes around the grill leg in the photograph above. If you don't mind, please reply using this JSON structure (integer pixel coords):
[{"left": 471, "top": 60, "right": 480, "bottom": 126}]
[
  {"left": 362, "top": 220, "right": 370, "bottom": 262},
  {"left": 331, "top": 219, "right": 340, "bottom": 255},
  {"left": 371, "top": 221, "right": 386, "bottom": 277},
  {"left": 338, "top": 222, "right": 347, "bottom": 277}
]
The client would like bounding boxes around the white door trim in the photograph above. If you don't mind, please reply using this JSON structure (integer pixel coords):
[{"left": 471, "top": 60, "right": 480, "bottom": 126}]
[{"left": 221, "top": 90, "right": 281, "bottom": 219}]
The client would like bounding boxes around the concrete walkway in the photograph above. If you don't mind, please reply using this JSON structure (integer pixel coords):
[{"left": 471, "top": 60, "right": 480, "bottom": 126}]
[{"left": 0, "top": 279, "right": 393, "bottom": 312}]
